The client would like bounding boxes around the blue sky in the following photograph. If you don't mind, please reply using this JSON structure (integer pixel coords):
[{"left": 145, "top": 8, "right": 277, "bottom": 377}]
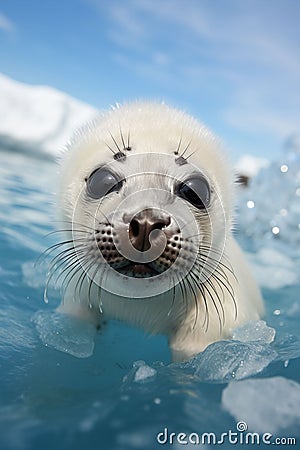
[{"left": 0, "top": 0, "right": 299, "bottom": 160}]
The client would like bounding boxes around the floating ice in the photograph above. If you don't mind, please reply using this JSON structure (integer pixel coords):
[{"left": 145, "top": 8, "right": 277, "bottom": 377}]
[
  {"left": 133, "top": 361, "right": 157, "bottom": 382},
  {"left": 0, "top": 73, "right": 97, "bottom": 157},
  {"left": 122, "top": 360, "right": 158, "bottom": 386},
  {"left": 192, "top": 340, "right": 277, "bottom": 382},
  {"left": 232, "top": 320, "right": 276, "bottom": 344},
  {"left": 222, "top": 377, "right": 300, "bottom": 434},
  {"left": 33, "top": 311, "right": 96, "bottom": 358},
  {"left": 190, "top": 322, "right": 277, "bottom": 382}
]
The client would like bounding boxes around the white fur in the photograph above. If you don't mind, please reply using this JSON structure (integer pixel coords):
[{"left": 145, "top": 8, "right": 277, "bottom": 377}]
[{"left": 56, "top": 102, "right": 264, "bottom": 362}]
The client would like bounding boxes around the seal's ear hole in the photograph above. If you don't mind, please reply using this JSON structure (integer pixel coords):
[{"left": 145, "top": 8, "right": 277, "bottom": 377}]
[
  {"left": 86, "top": 168, "right": 124, "bottom": 199},
  {"left": 174, "top": 176, "right": 211, "bottom": 209}
]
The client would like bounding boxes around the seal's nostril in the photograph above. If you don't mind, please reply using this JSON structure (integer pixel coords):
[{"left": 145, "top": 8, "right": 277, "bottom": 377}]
[
  {"left": 130, "top": 218, "right": 140, "bottom": 237},
  {"left": 128, "top": 208, "right": 170, "bottom": 252}
]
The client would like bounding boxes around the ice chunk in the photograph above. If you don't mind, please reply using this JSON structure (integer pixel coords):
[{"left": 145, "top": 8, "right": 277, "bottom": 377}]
[
  {"left": 122, "top": 361, "right": 157, "bottom": 384},
  {"left": 133, "top": 361, "right": 157, "bottom": 382},
  {"left": 193, "top": 340, "right": 277, "bottom": 382},
  {"left": 232, "top": 320, "right": 275, "bottom": 344},
  {"left": 222, "top": 377, "right": 300, "bottom": 434},
  {"left": 33, "top": 310, "right": 96, "bottom": 358},
  {"left": 0, "top": 73, "right": 97, "bottom": 157}
]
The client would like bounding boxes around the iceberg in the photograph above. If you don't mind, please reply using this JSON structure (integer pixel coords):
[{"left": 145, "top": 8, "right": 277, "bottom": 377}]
[
  {"left": 0, "top": 73, "right": 98, "bottom": 158},
  {"left": 222, "top": 377, "right": 300, "bottom": 434}
]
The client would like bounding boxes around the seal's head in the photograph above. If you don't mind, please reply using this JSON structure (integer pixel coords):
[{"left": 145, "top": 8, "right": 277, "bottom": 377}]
[
  {"left": 51, "top": 101, "right": 264, "bottom": 361},
  {"left": 58, "top": 102, "right": 233, "bottom": 300}
]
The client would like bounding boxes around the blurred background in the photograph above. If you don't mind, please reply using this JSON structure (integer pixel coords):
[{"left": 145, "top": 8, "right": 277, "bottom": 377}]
[{"left": 1, "top": 0, "right": 299, "bottom": 163}]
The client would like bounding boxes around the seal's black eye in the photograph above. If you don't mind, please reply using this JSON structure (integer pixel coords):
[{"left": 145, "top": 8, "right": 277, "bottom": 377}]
[
  {"left": 86, "top": 168, "right": 123, "bottom": 199},
  {"left": 175, "top": 176, "right": 211, "bottom": 209}
]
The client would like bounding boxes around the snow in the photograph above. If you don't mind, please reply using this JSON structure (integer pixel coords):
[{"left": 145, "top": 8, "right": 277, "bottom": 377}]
[
  {"left": 222, "top": 377, "right": 300, "bottom": 434},
  {"left": 0, "top": 73, "right": 97, "bottom": 157}
]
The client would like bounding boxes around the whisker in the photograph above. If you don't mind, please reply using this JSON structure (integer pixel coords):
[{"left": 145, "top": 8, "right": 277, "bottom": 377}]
[
  {"left": 48, "top": 246, "right": 86, "bottom": 275},
  {"left": 188, "top": 269, "right": 209, "bottom": 331},
  {"left": 48, "top": 245, "right": 86, "bottom": 268},
  {"left": 202, "top": 282, "right": 222, "bottom": 333},
  {"left": 174, "top": 132, "right": 183, "bottom": 155},
  {"left": 184, "top": 150, "right": 196, "bottom": 161},
  {"left": 74, "top": 259, "right": 95, "bottom": 303},
  {"left": 103, "top": 139, "right": 116, "bottom": 155},
  {"left": 54, "top": 253, "right": 85, "bottom": 291},
  {"left": 180, "top": 139, "right": 192, "bottom": 158},
  {"left": 167, "top": 284, "right": 176, "bottom": 317},
  {"left": 183, "top": 275, "right": 199, "bottom": 330},
  {"left": 119, "top": 123, "right": 126, "bottom": 149},
  {"left": 109, "top": 130, "right": 122, "bottom": 153},
  {"left": 127, "top": 129, "right": 131, "bottom": 150},
  {"left": 205, "top": 277, "right": 225, "bottom": 327},
  {"left": 83, "top": 206, "right": 112, "bottom": 228},
  {"left": 46, "top": 229, "right": 92, "bottom": 237},
  {"left": 87, "top": 261, "right": 101, "bottom": 310}
]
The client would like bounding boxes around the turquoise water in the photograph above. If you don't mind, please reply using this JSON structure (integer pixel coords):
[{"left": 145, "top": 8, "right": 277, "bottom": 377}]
[{"left": 0, "top": 148, "right": 300, "bottom": 450}]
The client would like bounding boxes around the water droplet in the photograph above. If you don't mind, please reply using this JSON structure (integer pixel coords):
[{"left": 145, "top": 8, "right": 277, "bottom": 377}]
[
  {"left": 272, "top": 226, "right": 280, "bottom": 235},
  {"left": 280, "top": 164, "right": 288, "bottom": 173},
  {"left": 246, "top": 200, "right": 255, "bottom": 209}
]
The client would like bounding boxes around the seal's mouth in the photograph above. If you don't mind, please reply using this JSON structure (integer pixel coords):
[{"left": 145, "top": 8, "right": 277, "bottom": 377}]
[{"left": 114, "top": 261, "right": 161, "bottom": 278}]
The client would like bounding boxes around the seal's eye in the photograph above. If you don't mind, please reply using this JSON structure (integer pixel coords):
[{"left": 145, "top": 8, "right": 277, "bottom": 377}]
[
  {"left": 175, "top": 176, "right": 211, "bottom": 209},
  {"left": 86, "top": 168, "right": 123, "bottom": 199}
]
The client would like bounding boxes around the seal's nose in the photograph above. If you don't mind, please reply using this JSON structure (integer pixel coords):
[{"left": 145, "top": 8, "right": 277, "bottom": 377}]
[{"left": 127, "top": 208, "right": 170, "bottom": 252}]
